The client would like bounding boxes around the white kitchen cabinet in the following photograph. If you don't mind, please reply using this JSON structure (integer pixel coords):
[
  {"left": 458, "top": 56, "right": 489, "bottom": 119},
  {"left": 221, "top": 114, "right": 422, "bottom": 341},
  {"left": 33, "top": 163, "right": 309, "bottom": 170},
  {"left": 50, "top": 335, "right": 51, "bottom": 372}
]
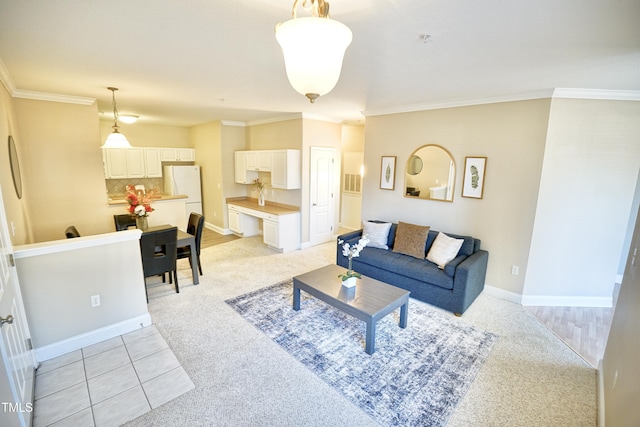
[
  {"left": 103, "top": 148, "right": 128, "bottom": 179},
  {"left": 161, "top": 148, "right": 195, "bottom": 162},
  {"left": 143, "top": 148, "right": 162, "bottom": 177},
  {"left": 234, "top": 149, "right": 300, "bottom": 189},
  {"left": 246, "top": 151, "right": 272, "bottom": 171},
  {"left": 234, "top": 152, "right": 258, "bottom": 184},
  {"left": 271, "top": 150, "right": 301, "bottom": 189},
  {"left": 228, "top": 204, "right": 260, "bottom": 236},
  {"left": 103, "top": 148, "right": 163, "bottom": 178},
  {"left": 227, "top": 202, "right": 300, "bottom": 252},
  {"left": 177, "top": 148, "right": 195, "bottom": 162}
]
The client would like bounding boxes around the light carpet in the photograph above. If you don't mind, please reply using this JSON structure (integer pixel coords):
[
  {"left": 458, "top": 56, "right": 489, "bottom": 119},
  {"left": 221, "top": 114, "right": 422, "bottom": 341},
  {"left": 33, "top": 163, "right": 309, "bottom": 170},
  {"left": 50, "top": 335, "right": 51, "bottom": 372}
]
[
  {"left": 226, "top": 280, "right": 498, "bottom": 426},
  {"left": 125, "top": 236, "right": 597, "bottom": 426}
]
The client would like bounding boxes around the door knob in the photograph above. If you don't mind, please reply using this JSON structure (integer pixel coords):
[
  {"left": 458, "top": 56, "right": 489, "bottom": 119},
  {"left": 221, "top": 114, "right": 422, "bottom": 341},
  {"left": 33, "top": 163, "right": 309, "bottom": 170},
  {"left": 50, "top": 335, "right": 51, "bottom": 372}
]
[{"left": 0, "top": 315, "right": 14, "bottom": 327}]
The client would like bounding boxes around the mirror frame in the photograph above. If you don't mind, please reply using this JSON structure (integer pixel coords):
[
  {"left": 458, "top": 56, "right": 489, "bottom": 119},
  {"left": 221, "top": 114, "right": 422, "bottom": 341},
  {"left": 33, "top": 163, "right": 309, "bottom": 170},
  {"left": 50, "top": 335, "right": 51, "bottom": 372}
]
[
  {"left": 404, "top": 144, "right": 456, "bottom": 203},
  {"left": 8, "top": 135, "right": 23, "bottom": 199}
]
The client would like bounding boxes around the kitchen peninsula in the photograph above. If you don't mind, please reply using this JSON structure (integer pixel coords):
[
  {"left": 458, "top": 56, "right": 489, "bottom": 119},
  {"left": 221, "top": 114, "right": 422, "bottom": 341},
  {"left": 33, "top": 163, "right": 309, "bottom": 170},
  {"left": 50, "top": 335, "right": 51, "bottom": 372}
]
[
  {"left": 108, "top": 195, "right": 188, "bottom": 231},
  {"left": 227, "top": 197, "right": 300, "bottom": 252}
]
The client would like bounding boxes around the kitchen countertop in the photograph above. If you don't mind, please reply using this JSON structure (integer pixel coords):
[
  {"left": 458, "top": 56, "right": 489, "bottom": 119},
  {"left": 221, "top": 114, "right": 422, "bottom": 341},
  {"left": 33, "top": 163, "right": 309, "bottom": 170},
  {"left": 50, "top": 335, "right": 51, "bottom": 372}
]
[
  {"left": 226, "top": 197, "right": 300, "bottom": 215},
  {"left": 108, "top": 194, "right": 188, "bottom": 206}
]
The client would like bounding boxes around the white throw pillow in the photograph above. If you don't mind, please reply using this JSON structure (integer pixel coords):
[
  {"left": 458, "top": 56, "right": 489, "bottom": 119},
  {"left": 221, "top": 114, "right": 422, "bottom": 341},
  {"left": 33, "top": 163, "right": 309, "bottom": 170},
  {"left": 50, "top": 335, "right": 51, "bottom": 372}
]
[
  {"left": 426, "top": 232, "right": 464, "bottom": 269},
  {"left": 363, "top": 221, "right": 392, "bottom": 249}
]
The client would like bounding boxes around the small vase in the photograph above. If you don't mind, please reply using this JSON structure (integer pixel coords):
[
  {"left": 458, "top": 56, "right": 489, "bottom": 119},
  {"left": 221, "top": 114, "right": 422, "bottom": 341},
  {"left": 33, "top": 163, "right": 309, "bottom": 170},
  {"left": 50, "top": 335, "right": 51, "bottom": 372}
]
[
  {"left": 342, "top": 276, "right": 357, "bottom": 288},
  {"left": 135, "top": 216, "right": 148, "bottom": 231},
  {"left": 258, "top": 192, "right": 265, "bottom": 207}
]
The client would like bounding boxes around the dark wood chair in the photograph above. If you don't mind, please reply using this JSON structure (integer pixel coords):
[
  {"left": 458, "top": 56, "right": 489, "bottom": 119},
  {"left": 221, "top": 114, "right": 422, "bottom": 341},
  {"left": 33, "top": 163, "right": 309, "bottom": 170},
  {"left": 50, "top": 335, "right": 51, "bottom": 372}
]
[
  {"left": 177, "top": 213, "right": 205, "bottom": 276},
  {"left": 65, "top": 226, "right": 80, "bottom": 238},
  {"left": 139, "top": 227, "right": 179, "bottom": 302},
  {"left": 114, "top": 214, "right": 137, "bottom": 231}
]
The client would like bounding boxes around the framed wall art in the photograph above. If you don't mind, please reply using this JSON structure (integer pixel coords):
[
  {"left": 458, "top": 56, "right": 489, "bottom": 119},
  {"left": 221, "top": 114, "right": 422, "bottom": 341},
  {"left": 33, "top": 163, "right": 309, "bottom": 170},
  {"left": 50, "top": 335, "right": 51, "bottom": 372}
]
[
  {"left": 462, "top": 156, "right": 487, "bottom": 199},
  {"left": 379, "top": 156, "right": 396, "bottom": 190}
]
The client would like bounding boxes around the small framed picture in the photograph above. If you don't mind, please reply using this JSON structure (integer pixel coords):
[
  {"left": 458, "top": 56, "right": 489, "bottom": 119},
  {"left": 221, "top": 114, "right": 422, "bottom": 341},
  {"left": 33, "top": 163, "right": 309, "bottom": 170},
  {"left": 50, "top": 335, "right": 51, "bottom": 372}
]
[
  {"left": 380, "top": 156, "right": 396, "bottom": 190},
  {"left": 462, "top": 157, "right": 487, "bottom": 199}
]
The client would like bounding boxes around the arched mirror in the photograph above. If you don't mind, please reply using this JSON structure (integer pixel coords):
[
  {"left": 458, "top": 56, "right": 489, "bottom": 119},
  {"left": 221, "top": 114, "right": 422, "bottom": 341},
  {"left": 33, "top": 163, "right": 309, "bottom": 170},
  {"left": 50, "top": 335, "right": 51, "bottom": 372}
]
[{"left": 404, "top": 144, "right": 455, "bottom": 202}]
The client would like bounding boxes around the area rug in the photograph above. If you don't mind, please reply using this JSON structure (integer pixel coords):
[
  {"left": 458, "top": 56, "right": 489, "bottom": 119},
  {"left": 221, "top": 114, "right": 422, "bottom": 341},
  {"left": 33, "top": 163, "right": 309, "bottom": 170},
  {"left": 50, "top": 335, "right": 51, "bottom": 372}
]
[{"left": 225, "top": 280, "right": 498, "bottom": 427}]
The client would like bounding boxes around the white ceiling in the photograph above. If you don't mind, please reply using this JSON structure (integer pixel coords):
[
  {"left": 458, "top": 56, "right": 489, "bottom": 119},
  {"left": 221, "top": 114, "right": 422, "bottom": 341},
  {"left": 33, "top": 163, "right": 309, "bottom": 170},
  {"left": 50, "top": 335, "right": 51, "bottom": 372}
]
[{"left": 1, "top": 0, "right": 639, "bottom": 127}]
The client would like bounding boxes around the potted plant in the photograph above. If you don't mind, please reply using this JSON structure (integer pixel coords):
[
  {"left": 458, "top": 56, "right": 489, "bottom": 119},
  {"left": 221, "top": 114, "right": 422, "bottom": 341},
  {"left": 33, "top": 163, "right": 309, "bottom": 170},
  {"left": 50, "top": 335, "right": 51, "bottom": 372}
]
[{"left": 337, "top": 235, "right": 369, "bottom": 287}]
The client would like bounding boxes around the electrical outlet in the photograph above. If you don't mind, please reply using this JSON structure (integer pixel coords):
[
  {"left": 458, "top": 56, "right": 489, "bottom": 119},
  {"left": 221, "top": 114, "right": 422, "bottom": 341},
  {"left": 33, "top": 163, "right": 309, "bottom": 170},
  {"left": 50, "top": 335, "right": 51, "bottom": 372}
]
[
  {"left": 91, "top": 295, "right": 101, "bottom": 307},
  {"left": 613, "top": 370, "right": 619, "bottom": 390},
  {"left": 511, "top": 266, "right": 519, "bottom": 275}
]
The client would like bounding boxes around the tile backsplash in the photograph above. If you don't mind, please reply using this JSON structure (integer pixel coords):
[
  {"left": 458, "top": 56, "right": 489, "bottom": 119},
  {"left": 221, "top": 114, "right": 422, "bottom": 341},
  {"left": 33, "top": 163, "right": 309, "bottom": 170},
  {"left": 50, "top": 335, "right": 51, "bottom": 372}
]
[{"left": 106, "top": 178, "right": 163, "bottom": 198}]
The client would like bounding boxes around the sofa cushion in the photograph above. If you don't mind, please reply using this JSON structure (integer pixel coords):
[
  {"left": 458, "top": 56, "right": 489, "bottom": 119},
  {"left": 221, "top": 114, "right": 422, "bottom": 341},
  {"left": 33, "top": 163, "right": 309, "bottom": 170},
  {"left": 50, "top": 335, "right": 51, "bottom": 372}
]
[
  {"left": 425, "top": 230, "right": 475, "bottom": 257},
  {"left": 356, "top": 247, "right": 454, "bottom": 290},
  {"left": 392, "top": 221, "right": 430, "bottom": 259},
  {"left": 427, "top": 232, "right": 464, "bottom": 269},
  {"left": 363, "top": 221, "right": 392, "bottom": 249}
]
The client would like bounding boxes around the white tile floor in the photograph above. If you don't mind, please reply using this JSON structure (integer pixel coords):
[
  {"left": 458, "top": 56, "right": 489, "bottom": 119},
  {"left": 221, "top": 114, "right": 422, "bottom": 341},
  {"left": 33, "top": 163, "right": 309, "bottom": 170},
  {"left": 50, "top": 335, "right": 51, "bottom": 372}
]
[{"left": 33, "top": 325, "right": 194, "bottom": 427}]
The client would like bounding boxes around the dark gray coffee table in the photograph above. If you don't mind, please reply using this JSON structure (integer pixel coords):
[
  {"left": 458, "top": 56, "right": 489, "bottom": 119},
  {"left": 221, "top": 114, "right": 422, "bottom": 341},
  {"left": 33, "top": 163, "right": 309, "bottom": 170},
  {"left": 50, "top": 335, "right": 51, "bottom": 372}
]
[{"left": 293, "top": 264, "right": 410, "bottom": 355}]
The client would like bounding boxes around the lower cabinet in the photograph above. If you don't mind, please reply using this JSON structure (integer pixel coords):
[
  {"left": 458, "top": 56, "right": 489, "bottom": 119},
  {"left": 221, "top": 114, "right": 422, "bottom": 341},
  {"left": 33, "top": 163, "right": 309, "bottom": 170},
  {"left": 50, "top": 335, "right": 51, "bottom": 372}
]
[{"left": 228, "top": 204, "right": 300, "bottom": 252}]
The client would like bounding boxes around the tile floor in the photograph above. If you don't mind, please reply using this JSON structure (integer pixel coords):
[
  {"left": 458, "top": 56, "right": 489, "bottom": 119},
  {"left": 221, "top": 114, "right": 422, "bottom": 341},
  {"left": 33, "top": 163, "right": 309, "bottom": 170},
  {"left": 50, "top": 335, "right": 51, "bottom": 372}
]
[{"left": 33, "top": 325, "right": 194, "bottom": 427}]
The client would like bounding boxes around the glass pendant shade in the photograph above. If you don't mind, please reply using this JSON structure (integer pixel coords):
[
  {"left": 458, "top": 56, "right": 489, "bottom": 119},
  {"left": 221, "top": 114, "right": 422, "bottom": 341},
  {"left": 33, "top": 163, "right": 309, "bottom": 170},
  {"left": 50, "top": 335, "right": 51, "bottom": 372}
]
[
  {"left": 102, "top": 128, "right": 132, "bottom": 149},
  {"left": 276, "top": 17, "right": 352, "bottom": 102},
  {"left": 101, "top": 86, "right": 133, "bottom": 148}
]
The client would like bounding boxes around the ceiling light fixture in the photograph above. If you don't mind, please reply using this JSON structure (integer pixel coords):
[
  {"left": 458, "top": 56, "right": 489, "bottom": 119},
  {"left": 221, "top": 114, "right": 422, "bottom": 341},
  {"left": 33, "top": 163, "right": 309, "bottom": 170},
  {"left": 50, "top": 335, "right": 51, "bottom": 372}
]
[
  {"left": 275, "top": 0, "right": 352, "bottom": 103},
  {"left": 118, "top": 114, "right": 139, "bottom": 124},
  {"left": 101, "top": 87, "right": 132, "bottom": 149}
]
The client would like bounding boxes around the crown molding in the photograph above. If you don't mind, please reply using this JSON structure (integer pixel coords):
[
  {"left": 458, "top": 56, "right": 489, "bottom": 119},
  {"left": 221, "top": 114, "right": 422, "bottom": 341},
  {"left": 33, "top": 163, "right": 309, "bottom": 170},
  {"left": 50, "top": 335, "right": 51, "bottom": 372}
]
[
  {"left": 12, "top": 89, "right": 95, "bottom": 105},
  {"left": 363, "top": 90, "right": 554, "bottom": 117},
  {"left": 552, "top": 88, "right": 640, "bottom": 101},
  {"left": 363, "top": 88, "right": 640, "bottom": 117},
  {"left": 220, "top": 120, "right": 246, "bottom": 127},
  {"left": 0, "top": 58, "right": 16, "bottom": 95}
]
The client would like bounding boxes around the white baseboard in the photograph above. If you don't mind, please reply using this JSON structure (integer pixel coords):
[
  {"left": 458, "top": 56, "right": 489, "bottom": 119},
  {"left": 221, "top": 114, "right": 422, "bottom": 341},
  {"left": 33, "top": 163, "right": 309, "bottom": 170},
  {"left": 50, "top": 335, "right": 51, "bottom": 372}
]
[
  {"left": 483, "top": 285, "right": 523, "bottom": 305},
  {"left": 598, "top": 359, "right": 606, "bottom": 427},
  {"left": 34, "top": 314, "right": 152, "bottom": 363},
  {"left": 204, "top": 221, "right": 232, "bottom": 235},
  {"left": 521, "top": 294, "right": 612, "bottom": 308}
]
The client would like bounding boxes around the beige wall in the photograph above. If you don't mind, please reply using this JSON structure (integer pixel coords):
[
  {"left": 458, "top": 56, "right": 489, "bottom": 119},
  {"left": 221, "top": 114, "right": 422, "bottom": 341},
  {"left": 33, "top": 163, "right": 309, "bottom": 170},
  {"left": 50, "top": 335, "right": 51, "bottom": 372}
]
[
  {"left": 362, "top": 99, "right": 551, "bottom": 294},
  {"left": 190, "top": 121, "right": 247, "bottom": 230},
  {"left": 0, "top": 85, "right": 32, "bottom": 245},
  {"left": 14, "top": 98, "right": 110, "bottom": 242},
  {"left": 191, "top": 121, "right": 222, "bottom": 228},
  {"left": 246, "top": 119, "right": 302, "bottom": 207},
  {"left": 99, "top": 120, "right": 190, "bottom": 147},
  {"left": 302, "top": 118, "right": 343, "bottom": 244}
]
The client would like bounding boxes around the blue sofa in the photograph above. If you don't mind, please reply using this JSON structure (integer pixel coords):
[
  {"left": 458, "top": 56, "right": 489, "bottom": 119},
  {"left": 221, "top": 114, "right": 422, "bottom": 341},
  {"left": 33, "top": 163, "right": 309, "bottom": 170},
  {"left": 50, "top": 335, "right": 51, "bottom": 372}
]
[{"left": 336, "top": 224, "right": 489, "bottom": 315}]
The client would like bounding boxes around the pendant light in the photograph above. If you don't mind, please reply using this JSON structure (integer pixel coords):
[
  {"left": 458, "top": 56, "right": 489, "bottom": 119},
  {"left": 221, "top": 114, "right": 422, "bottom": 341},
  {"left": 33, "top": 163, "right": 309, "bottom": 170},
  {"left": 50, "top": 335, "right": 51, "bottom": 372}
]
[
  {"left": 101, "top": 87, "right": 132, "bottom": 148},
  {"left": 275, "top": 0, "right": 352, "bottom": 103}
]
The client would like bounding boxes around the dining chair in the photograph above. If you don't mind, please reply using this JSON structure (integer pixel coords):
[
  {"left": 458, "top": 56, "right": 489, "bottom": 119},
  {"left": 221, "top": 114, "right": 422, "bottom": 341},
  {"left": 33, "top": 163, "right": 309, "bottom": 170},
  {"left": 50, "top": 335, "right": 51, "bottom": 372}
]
[
  {"left": 113, "top": 214, "right": 137, "bottom": 231},
  {"left": 139, "top": 227, "right": 179, "bottom": 302},
  {"left": 65, "top": 226, "right": 81, "bottom": 238},
  {"left": 177, "top": 213, "right": 204, "bottom": 276}
]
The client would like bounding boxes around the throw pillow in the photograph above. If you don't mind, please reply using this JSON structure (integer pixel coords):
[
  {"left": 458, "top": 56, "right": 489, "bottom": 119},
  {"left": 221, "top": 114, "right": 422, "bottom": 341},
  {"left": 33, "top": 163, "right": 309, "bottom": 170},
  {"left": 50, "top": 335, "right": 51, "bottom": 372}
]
[
  {"left": 427, "top": 232, "right": 464, "bottom": 269},
  {"left": 392, "top": 221, "right": 430, "bottom": 259},
  {"left": 363, "top": 221, "right": 392, "bottom": 249}
]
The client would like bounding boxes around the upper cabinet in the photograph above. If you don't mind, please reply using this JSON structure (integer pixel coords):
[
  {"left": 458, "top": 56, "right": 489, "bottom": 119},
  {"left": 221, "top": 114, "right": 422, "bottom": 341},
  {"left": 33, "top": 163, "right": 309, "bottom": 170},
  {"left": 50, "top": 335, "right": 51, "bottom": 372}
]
[
  {"left": 103, "top": 147, "right": 191, "bottom": 179},
  {"left": 160, "top": 148, "right": 195, "bottom": 162},
  {"left": 271, "top": 150, "right": 301, "bottom": 189},
  {"left": 246, "top": 151, "right": 272, "bottom": 171},
  {"left": 234, "top": 150, "right": 300, "bottom": 189}
]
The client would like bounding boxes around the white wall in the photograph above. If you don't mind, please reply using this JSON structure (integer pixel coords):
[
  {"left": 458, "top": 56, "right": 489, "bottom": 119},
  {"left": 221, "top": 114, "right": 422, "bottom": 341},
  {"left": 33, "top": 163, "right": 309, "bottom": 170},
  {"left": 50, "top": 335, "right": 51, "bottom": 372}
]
[
  {"left": 14, "top": 230, "right": 151, "bottom": 361},
  {"left": 522, "top": 98, "right": 640, "bottom": 306}
]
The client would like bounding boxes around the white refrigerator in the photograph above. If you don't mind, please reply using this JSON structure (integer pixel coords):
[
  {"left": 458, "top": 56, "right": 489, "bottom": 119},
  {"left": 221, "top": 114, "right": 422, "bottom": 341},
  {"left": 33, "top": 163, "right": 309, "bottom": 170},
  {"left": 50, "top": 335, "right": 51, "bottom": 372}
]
[{"left": 163, "top": 165, "right": 203, "bottom": 217}]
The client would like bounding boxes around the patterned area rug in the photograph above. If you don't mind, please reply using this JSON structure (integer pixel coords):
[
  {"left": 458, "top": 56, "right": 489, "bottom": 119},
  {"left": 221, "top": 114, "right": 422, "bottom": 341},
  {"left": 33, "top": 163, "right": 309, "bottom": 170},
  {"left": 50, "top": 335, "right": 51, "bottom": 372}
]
[{"left": 225, "top": 280, "right": 498, "bottom": 427}]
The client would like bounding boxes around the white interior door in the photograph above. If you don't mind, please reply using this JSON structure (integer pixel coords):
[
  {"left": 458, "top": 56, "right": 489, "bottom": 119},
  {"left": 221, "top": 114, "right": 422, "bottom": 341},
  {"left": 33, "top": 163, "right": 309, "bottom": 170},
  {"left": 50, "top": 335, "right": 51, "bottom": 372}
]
[
  {"left": 0, "top": 183, "right": 35, "bottom": 427},
  {"left": 310, "top": 147, "right": 335, "bottom": 246}
]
